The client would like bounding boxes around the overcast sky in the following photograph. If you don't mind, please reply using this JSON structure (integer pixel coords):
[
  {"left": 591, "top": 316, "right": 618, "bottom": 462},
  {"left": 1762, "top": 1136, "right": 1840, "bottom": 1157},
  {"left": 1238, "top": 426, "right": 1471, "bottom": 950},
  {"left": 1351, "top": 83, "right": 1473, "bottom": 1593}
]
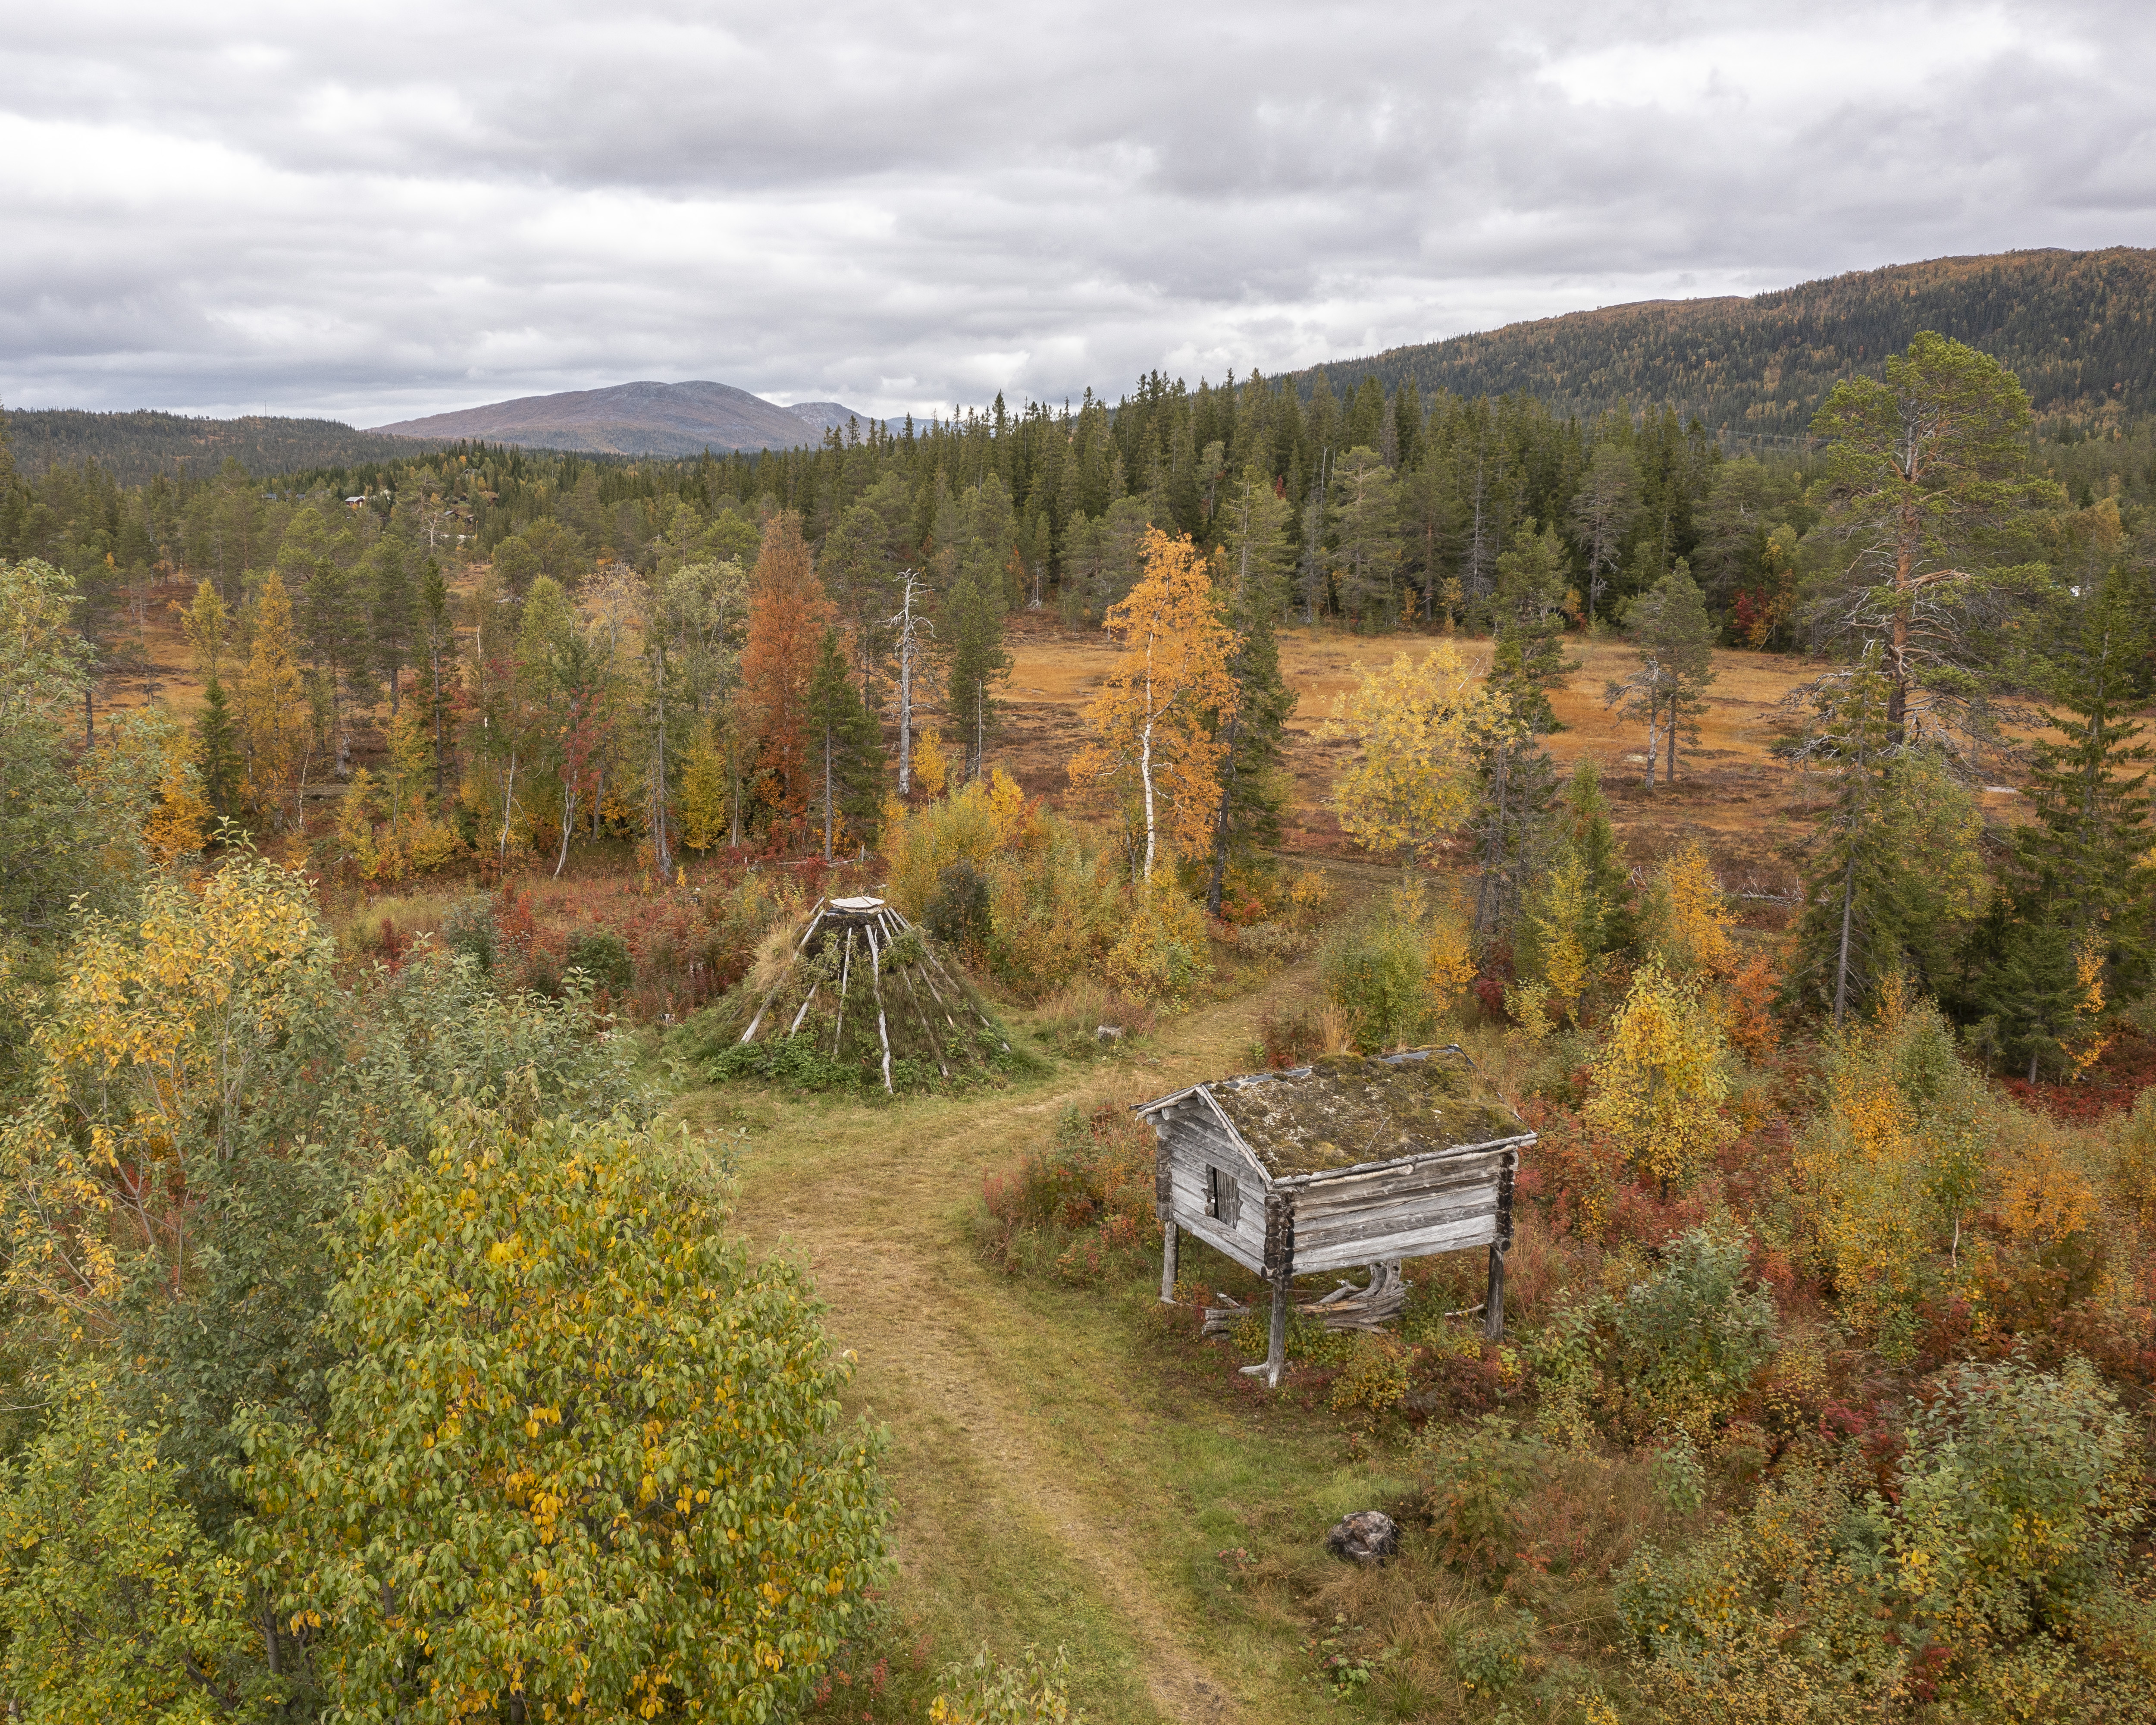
[{"left": 3, "top": 0, "right": 2150, "bottom": 426}]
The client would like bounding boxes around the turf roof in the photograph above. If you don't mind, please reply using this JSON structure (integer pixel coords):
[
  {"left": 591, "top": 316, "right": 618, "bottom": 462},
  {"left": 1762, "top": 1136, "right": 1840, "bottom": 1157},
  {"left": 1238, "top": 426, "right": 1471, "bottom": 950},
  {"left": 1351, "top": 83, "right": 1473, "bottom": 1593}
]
[{"left": 1205, "top": 1049, "right": 1526, "bottom": 1178}]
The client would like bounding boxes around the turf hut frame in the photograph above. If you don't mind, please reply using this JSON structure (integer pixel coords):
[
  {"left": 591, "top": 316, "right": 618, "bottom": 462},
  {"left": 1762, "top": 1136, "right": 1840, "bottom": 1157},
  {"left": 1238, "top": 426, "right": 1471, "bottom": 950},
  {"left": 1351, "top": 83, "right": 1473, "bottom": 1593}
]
[
  {"left": 728, "top": 895, "right": 1009, "bottom": 1093},
  {"left": 1137, "top": 1048, "right": 1534, "bottom": 1388}
]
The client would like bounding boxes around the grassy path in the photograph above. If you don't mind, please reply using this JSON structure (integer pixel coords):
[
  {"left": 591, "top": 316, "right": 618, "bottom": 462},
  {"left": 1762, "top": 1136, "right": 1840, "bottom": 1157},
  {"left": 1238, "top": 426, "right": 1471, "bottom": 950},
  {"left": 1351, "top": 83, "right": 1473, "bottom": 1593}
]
[{"left": 671, "top": 975, "right": 1397, "bottom": 1725}]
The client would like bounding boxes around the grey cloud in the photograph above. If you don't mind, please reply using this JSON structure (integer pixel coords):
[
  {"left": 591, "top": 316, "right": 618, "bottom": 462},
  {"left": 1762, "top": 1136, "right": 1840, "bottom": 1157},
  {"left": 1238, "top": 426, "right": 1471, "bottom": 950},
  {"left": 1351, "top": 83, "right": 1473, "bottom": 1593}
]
[{"left": 2, "top": 0, "right": 2151, "bottom": 422}]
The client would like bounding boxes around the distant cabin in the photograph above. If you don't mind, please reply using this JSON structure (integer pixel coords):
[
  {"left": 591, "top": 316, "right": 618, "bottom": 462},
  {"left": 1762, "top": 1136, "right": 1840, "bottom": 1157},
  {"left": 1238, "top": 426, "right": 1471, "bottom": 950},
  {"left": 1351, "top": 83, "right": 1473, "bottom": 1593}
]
[{"left": 1136, "top": 1048, "right": 1533, "bottom": 1386}]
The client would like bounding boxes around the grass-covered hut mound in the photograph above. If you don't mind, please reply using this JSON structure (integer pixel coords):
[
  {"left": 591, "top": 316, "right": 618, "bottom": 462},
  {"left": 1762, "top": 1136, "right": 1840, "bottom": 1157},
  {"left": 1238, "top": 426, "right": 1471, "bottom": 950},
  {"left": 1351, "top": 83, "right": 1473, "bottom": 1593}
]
[{"left": 697, "top": 896, "right": 1021, "bottom": 1093}]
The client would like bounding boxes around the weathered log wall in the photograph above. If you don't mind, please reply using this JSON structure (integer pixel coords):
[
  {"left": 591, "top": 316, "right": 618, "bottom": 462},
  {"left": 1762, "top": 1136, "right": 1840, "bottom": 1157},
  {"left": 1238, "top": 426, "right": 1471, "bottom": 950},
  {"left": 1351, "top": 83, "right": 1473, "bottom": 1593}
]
[{"left": 1288, "top": 1144, "right": 1519, "bottom": 1274}]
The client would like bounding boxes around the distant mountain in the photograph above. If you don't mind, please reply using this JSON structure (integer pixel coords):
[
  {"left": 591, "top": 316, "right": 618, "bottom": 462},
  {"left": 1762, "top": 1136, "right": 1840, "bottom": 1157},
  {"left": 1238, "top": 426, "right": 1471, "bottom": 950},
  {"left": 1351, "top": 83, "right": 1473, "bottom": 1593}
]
[
  {"left": 368, "top": 380, "right": 874, "bottom": 456},
  {"left": 1303, "top": 247, "right": 2156, "bottom": 440},
  {"left": 0, "top": 409, "right": 455, "bottom": 485}
]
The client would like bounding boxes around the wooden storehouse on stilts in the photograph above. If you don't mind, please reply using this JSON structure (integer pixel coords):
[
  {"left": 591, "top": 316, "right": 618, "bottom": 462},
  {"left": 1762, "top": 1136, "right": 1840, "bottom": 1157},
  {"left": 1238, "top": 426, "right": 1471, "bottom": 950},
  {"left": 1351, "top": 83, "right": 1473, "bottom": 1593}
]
[{"left": 1136, "top": 1048, "right": 1534, "bottom": 1387}]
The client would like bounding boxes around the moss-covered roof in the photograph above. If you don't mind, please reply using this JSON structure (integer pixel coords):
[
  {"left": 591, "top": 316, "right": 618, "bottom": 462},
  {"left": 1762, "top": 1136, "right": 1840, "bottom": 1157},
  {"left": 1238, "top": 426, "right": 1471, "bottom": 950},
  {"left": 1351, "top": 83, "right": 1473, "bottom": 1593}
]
[{"left": 1204, "top": 1049, "right": 1526, "bottom": 1179}]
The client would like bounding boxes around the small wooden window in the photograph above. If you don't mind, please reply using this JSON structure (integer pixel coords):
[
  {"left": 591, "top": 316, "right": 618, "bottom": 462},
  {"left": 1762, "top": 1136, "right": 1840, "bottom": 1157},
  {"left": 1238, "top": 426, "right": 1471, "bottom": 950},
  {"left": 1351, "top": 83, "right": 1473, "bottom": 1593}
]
[{"left": 1206, "top": 1164, "right": 1240, "bottom": 1228}]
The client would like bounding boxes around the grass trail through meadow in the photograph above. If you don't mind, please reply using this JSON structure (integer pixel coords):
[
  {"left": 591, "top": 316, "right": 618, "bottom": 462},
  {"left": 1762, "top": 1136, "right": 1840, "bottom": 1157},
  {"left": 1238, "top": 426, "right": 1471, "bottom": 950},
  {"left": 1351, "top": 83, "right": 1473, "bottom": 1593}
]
[{"left": 672, "top": 962, "right": 1397, "bottom": 1725}]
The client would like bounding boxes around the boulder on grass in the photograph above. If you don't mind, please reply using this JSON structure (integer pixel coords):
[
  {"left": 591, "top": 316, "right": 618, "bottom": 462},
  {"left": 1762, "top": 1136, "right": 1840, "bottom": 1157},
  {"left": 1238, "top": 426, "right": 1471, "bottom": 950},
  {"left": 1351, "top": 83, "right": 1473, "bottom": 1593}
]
[{"left": 1324, "top": 1509, "right": 1399, "bottom": 1566}]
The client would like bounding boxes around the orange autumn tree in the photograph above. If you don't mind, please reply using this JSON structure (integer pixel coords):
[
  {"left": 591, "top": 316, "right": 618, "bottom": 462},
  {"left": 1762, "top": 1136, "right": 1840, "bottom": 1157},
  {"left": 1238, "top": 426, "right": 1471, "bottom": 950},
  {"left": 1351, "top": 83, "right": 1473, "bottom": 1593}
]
[
  {"left": 1069, "top": 530, "right": 1240, "bottom": 881},
  {"left": 737, "top": 513, "right": 835, "bottom": 819}
]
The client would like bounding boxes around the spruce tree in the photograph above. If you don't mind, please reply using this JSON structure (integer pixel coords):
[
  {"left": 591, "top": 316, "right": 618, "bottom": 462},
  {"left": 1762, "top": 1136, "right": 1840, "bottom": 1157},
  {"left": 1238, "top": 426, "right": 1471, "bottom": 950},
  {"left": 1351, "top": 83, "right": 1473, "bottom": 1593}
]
[
  {"left": 1489, "top": 524, "right": 1579, "bottom": 735},
  {"left": 941, "top": 570, "right": 1010, "bottom": 783},
  {"left": 1469, "top": 727, "right": 1558, "bottom": 956},
  {"left": 1554, "top": 759, "right": 1632, "bottom": 955},
  {"left": 367, "top": 541, "right": 414, "bottom": 715},
  {"left": 805, "top": 628, "right": 885, "bottom": 862},
  {"left": 420, "top": 558, "right": 455, "bottom": 794},
  {"left": 2007, "top": 562, "right": 2153, "bottom": 988},
  {"left": 196, "top": 677, "right": 244, "bottom": 817},
  {"left": 1203, "top": 571, "right": 1296, "bottom": 914},
  {"left": 1967, "top": 917, "right": 2099, "bottom": 1085}
]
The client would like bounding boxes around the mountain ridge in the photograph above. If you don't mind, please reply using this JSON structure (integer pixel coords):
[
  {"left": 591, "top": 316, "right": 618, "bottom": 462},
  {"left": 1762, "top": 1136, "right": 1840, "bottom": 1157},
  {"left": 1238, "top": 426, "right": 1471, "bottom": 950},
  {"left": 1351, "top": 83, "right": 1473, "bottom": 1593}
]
[{"left": 367, "top": 379, "right": 872, "bottom": 456}]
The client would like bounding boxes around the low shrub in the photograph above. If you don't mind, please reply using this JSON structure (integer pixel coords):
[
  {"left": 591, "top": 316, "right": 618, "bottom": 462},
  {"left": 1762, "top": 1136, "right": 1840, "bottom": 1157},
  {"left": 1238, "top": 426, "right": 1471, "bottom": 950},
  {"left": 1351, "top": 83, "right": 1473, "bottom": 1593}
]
[
  {"left": 1319, "top": 898, "right": 1435, "bottom": 1052},
  {"left": 563, "top": 928, "right": 634, "bottom": 994},
  {"left": 978, "top": 1102, "right": 1155, "bottom": 1282},
  {"left": 1413, "top": 1415, "right": 1550, "bottom": 1584},
  {"left": 1257, "top": 1000, "right": 1322, "bottom": 1068},
  {"left": 1531, "top": 1229, "right": 1778, "bottom": 1445},
  {"left": 1614, "top": 1355, "right": 2151, "bottom": 1719},
  {"left": 924, "top": 861, "right": 992, "bottom": 953},
  {"left": 1232, "top": 920, "right": 1307, "bottom": 972},
  {"left": 1329, "top": 1333, "right": 1411, "bottom": 1416},
  {"left": 1103, "top": 886, "right": 1211, "bottom": 1004},
  {"left": 1027, "top": 979, "right": 1157, "bottom": 1058},
  {"left": 1445, "top": 1604, "right": 1537, "bottom": 1698},
  {"left": 439, "top": 896, "right": 497, "bottom": 973},
  {"left": 883, "top": 773, "right": 1123, "bottom": 999},
  {"left": 927, "top": 1645, "right": 1075, "bottom": 1725}
]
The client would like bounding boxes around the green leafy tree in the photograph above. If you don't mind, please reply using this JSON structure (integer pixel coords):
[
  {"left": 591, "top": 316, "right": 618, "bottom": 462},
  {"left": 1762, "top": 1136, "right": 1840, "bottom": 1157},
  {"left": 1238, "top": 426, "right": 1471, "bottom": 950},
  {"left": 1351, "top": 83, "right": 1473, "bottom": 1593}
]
[
  {"left": 0, "top": 1373, "right": 266, "bottom": 1721},
  {"left": 1804, "top": 331, "right": 2057, "bottom": 748},
  {"left": 0, "top": 559, "right": 97, "bottom": 933},
  {"left": 1586, "top": 966, "right": 1732, "bottom": 1195},
  {"left": 241, "top": 1104, "right": 887, "bottom": 1725}
]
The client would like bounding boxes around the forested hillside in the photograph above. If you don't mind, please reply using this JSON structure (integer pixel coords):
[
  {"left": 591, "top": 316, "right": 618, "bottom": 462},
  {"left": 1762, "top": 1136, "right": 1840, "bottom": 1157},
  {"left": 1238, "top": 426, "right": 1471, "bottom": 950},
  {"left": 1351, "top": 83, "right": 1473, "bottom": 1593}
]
[
  {"left": 1307, "top": 247, "right": 2156, "bottom": 440},
  {"left": 0, "top": 407, "right": 460, "bottom": 484}
]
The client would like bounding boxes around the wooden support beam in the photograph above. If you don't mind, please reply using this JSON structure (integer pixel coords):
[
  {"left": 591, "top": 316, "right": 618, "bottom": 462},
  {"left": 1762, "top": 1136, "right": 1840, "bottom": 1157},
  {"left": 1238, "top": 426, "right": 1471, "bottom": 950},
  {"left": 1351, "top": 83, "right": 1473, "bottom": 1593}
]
[
  {"left": 1265, "top": 1274, "right": 1288, "bottom": 1388},
  {"left": 1485, "top": 1149, "right": 1515, "bottom": 1341},
  {"left": 1484, "top": 1242, "right": 1506, "bottom": 1341},
  {"left": 1159, "top": 1222, "right": 1178, "bottom": 1304}
]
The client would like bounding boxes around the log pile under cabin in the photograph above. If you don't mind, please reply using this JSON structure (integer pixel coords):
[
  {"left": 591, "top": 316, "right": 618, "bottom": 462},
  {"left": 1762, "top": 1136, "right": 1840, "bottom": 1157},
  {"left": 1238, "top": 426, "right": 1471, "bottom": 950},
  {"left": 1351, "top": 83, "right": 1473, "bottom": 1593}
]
[
  {"left": 1136, "top": 1048, "right": 1535, "bottom": 1386},
  {"left": 708, "top": 896, "right": 1012, "bottom": 1092}
]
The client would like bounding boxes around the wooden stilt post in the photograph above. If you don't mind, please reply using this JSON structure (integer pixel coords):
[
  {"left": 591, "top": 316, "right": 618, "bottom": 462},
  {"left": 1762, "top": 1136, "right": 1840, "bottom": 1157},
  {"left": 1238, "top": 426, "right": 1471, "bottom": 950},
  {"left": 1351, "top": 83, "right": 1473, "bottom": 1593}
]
[
  {"left": 1159, "top": 1221, "right": 1178, "bottom": 1304},
  {"left": 1485, "top": 1148, "right": 1517, "bottom": 1342},
  {"left": 1266, "top": 1273, "right": 1288, "bottom": 1389}
]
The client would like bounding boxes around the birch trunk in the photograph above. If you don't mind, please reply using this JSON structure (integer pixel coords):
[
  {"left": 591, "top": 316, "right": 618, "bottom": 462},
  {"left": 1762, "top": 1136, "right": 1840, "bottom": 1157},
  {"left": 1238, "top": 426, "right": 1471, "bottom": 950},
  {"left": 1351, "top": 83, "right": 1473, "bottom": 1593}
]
[{"left": 1139, "top": 634, "right": 1158, "bottom": 880}]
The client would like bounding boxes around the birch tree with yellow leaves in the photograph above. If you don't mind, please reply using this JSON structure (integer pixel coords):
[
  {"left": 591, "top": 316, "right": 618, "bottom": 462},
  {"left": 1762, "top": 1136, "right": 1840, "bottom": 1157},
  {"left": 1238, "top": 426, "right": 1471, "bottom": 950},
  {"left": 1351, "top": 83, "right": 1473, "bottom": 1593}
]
[
  {"left": 0, "top": 854, "right": 326, "bottom": 1324},
  {"left": 1585, "top": 965, "right": 1733, "bottom": 1195},
  {"left": 1322, "top": 641, "right": 1510, "bottom": 872},
  {"left": 1069, "top": 529, "right": 1239, "bottom": 881}
]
